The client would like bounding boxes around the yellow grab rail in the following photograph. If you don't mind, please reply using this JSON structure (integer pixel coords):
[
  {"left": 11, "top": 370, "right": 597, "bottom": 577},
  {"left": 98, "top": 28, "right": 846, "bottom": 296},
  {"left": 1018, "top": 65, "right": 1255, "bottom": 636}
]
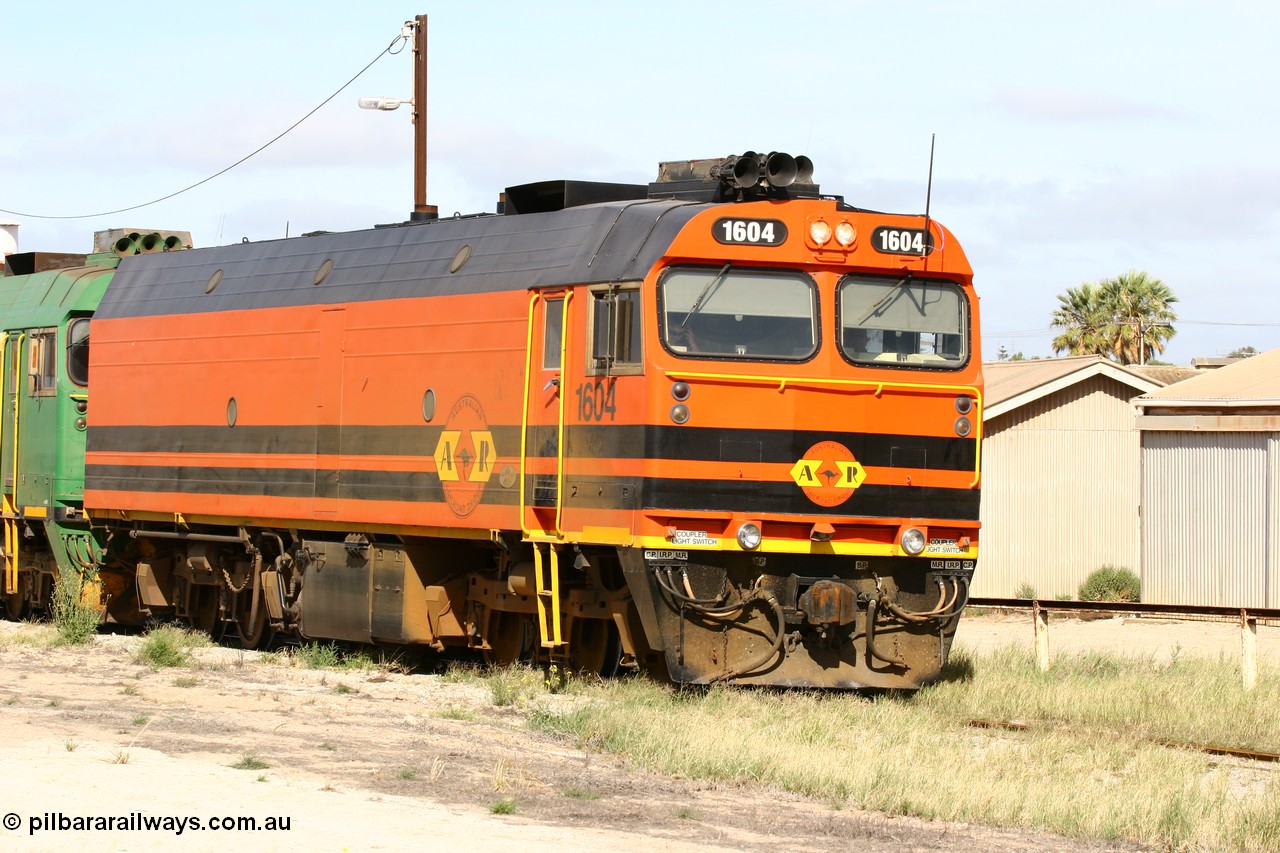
[
  {"left": 663, "top": 368, "right": 983, "bottom": 487},
  {"left": 519, "top": 291, "right": 573, "bottom": 539},
  {"left": 0, "top": 333, "right": 23, "bottom": 595}
]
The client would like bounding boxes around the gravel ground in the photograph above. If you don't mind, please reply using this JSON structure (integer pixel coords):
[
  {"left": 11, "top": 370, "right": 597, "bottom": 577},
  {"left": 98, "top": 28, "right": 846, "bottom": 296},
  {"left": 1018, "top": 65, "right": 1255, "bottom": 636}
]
[{"left": 3, "top": 612, "right": 1267, "bottom": 853}]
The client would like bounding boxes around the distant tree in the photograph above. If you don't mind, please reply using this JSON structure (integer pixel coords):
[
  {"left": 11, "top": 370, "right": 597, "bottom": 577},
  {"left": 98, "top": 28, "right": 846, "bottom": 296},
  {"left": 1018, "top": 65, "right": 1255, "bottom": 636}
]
[
  {"left": 1227, "top": 346, "right": 1259, "bottom": 358},
  {"left": 995, "top": 345, "right": 1029, "bottom": 362},
  {"left": 1050, "top": 270, "right": 1177, "bottom": 365},
  {"left": 1050, "top": 281, "right": 1109, "bottom": 357},
  {"left": 1102, "top": 271, "right": 1178, "bottom": 364}
]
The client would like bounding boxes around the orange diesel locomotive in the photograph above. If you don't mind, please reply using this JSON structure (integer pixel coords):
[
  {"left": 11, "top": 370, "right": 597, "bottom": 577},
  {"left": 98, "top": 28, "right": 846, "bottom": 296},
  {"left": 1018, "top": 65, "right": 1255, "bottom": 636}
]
[{"left": 83, "top": 152, "right": 981, "bottom": 688}]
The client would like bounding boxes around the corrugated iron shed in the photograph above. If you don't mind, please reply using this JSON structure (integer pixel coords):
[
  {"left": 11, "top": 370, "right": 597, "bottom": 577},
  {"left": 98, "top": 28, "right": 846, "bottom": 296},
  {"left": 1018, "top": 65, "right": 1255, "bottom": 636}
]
[
  {"left": 985, "top": 356, "right": 1162, "bottom": 418},
  {"left": 1135, "top": 349, "right": 1280, "bottom": 608},
  {"left": 976, "top": 356, "right": 1162, "bottom": 599}
]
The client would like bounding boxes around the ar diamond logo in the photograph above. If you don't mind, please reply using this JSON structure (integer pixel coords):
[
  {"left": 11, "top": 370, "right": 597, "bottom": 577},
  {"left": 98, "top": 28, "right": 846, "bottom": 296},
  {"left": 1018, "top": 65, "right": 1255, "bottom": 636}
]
[
  {"left": 433, "top": 394, "right": 496, "bottom": 518},
  {"left": 790, "top": 441, "right": 866, "bottom": 507}
]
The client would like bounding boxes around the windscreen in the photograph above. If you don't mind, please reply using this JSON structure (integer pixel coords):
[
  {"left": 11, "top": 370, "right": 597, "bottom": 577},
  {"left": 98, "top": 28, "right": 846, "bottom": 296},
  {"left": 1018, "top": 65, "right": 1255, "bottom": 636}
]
[
  {"left": 660, "top": 266, "right": 817, "bottom": 360},
  {"left": 838, "top": 274, "right": 968, "bottom": 367}
]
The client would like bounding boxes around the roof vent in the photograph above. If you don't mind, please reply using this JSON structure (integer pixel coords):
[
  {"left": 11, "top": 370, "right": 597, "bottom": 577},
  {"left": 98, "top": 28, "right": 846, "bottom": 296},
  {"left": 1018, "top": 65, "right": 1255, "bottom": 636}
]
[{"left": 502, "top": 180, "right": 647, "bottom": 215}]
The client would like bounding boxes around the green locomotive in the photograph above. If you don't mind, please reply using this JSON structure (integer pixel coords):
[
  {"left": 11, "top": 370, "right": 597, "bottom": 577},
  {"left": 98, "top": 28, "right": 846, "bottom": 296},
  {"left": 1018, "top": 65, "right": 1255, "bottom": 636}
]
[{"left": 0, "top": 231, "right": 187, "bottom": 621}]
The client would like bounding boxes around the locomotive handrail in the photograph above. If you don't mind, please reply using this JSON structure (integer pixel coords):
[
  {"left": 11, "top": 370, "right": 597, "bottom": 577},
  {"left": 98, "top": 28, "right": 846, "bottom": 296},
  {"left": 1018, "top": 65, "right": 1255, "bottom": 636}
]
[
  {"left": 664, "top": 368, "right": 984, "bottom": 486},
  {"left": 519, "top": 293, "right": 538, "bottom": 538},
  {"left": 519, "top": 291, "right": 574, "bottom": 540},
  {"left": 0, "top": 332, "right": 10, "bottom": 593},
  {"left": 663, "top": 367, "right": 980, "bottom": 398},
  {"left": 0, "top": 332, "right": 23, "bottom": 595},
  {"left": 554, "top": 292, "right": 573, "bottom": 534}
]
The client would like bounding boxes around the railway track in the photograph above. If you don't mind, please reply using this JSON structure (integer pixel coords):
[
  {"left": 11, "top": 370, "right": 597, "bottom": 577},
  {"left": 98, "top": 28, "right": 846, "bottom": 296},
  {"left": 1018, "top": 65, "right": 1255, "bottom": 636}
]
[{"left": 968, "top": 718, "right": 1280, "bottom": 765}]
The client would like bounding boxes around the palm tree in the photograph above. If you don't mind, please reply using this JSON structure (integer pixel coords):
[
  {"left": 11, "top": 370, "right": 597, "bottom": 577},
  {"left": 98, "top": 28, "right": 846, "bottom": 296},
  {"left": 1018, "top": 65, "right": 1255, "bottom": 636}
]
[
  {"left": 1050, "top": 270, "right": 1177, "bottom": 365},
  {"left": 1099, "top": 270, "right": 1177, "bottom": 365},
  {"left": 1050, "top": 282, "right": 1109, "bottom": 357}
]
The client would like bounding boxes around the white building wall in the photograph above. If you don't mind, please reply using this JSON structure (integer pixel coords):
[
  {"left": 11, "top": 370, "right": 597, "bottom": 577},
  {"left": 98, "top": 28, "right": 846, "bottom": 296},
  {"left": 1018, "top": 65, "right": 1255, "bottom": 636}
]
[
  {"left": 1140, "top": 431, "right": 1272, "bottom": 607},
  {"left": 974, "top": 376, "right": 1142, "bottom": 599},
  {"left": 0, "top": 222, "right": 17, "bottom": 257}
]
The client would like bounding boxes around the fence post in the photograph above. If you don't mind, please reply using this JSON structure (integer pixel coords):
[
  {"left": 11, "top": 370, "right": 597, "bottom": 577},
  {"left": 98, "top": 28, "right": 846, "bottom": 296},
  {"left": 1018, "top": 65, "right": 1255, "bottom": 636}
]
[
  {"left": 1034, "top": 601, "right": 1050, "bottom": 672},
  {"left": 1242, "top": 609, "right": 1258, "bottom": 692}
]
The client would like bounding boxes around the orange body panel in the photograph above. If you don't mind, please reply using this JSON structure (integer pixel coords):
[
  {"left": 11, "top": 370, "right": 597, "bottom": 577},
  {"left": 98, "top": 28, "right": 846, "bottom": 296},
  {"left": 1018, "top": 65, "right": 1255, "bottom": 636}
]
[{"left": 86, "top": 198, "right": 981, "bottom": 560}]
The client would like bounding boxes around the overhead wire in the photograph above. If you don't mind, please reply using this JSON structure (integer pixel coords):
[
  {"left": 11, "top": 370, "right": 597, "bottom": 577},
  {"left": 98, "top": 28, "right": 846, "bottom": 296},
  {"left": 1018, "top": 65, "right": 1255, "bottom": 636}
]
[
  {"left": 989, "top": 319, "right": 1280, "bottom": 339},
  {"left": 0, "top": 29, "right": 410, "bottom": 221}
]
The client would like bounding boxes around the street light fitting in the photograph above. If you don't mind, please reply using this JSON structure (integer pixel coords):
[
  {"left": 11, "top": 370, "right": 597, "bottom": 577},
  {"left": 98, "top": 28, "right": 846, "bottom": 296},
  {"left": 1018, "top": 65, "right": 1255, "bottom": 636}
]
[{"left": 358, "top": 96, "right": 412, "bottom": 111}]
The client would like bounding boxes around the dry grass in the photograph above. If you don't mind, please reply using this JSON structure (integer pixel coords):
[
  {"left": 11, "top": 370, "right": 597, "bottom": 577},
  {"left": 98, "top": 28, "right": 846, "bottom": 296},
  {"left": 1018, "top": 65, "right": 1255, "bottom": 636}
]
[
  {"left": 529, "top": 646, "right": 1280, "bottom": 852},
  {"left": 133, "top": 625, "right": 208, "bottom": 670},
  {"left": 0, "top": 623, "right": 60, "bottom": 649}
]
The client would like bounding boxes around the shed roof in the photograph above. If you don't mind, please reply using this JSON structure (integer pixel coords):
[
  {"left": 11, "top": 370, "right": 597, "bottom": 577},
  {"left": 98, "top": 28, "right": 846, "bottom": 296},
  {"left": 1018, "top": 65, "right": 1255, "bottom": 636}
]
[
  {"left": 1137, "top": 348, "right": 1280, "bottom": 407},
  {"left": 982, "top": 356, "right": 1163, "bottom": 420},
  {"left": 1127, "top": 364, "right": 1203, "bottom": 386}
]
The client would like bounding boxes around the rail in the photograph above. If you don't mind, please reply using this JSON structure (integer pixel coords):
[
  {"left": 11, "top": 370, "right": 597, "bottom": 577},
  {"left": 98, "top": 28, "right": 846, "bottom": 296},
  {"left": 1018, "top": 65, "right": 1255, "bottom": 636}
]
[
  {"left": 964, "top": 597, "right": 1274, "bottom": 691},
  {"left": 967, "top": 597, "right": 1280, "bottom": 621}
]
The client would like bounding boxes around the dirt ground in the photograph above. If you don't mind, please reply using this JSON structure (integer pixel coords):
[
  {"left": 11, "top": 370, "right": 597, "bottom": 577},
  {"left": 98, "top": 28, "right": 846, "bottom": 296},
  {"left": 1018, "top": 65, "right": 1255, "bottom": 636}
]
[{"left": 1, "top": 613, "right": 1272, "bottom": 853}]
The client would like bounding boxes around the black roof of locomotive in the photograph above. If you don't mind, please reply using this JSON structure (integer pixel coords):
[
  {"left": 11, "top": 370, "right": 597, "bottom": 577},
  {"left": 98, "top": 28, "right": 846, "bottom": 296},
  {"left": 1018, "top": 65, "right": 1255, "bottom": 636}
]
[{"left": 97, "top": 198, "right": 710, "bottom": 320}]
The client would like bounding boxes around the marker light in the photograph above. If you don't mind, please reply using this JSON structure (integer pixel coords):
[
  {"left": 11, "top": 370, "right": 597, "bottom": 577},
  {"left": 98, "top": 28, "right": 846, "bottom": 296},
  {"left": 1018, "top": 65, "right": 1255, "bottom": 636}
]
[
  {"left": 900, "top": 527, "right": 926, "bottom": 555},
  {"left": 809, "top": 220, "right": 832, "bottom": 246},
  {"left": 955, "top": 395, "right": 974, "bottom": 415},
  {"left": 737, "top": 522, "right": 762, "bottom": 550},
  {"left": 834, "top": 221, "right": 857, "bottom": 247}
]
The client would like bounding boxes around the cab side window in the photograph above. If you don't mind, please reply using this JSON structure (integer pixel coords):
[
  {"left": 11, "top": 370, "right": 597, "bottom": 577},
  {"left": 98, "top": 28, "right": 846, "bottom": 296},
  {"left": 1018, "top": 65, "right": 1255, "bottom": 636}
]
[
  {"left": 588, "top": 285, "right": 642, "bottom": 375},
  {"left": 543, "top": 298, "right": 565, "bottom": 369},
  {"left": 67, "top": 318, "right": 90, "bottom": 387},
  {"left": 28, "top": 329, "right": 57, "bottom": 396}
]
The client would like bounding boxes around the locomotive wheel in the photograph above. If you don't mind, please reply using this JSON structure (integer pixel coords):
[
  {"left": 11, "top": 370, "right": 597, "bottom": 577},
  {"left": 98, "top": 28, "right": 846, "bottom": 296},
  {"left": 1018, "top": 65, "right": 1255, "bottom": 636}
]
[
  {"left": 188, "top": 588, "right": 227, "bottom": 643},
  {"left": 568, "top": 618, "right": 622, "bottom": 678},
  {"left": 4, "top": 573, "right": 31, "bottom": 621},
  {"left": 4, "top": 591, "right": 27, "bottom": 621},
  {"left": 484, "top": 611, "right": 533, "bottom": 666},
  {"left": 236, "top": 593, "right": 271, "bottom": 649}
]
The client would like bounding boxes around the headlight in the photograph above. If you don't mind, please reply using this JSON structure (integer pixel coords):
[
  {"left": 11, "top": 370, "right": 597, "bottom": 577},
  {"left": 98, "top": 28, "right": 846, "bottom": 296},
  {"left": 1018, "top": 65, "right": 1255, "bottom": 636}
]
[
  {"left": 736, "top": 522, "right": 762, "bottom": 550},
  {"left": 955, "top": 416, "right": 972, "bottom": 437},
  {"left": 809, "top": 220, "right": 832, "bottom": 246},
  {"left": 900, "top": 527, "right": 926, "bottom": 555},
  {"left": 834, "top": 221, "right": 856, "bottom": 247}
]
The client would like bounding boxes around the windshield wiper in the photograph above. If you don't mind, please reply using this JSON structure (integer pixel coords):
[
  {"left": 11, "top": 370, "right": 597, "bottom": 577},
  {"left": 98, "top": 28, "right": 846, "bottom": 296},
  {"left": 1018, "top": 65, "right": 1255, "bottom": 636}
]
[
  {"left": 681, "top": 262, "right": 732, "bottom": 327},
  {"left": 856, "top": 274, "right": 911, "bottom": 325}
]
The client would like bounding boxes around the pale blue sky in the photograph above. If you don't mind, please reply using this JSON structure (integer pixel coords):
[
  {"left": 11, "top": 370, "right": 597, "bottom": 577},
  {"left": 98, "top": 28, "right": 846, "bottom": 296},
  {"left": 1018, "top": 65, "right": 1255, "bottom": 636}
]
[{"left": 3, "top": 1, "right": 1278, "bottom": 363}]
